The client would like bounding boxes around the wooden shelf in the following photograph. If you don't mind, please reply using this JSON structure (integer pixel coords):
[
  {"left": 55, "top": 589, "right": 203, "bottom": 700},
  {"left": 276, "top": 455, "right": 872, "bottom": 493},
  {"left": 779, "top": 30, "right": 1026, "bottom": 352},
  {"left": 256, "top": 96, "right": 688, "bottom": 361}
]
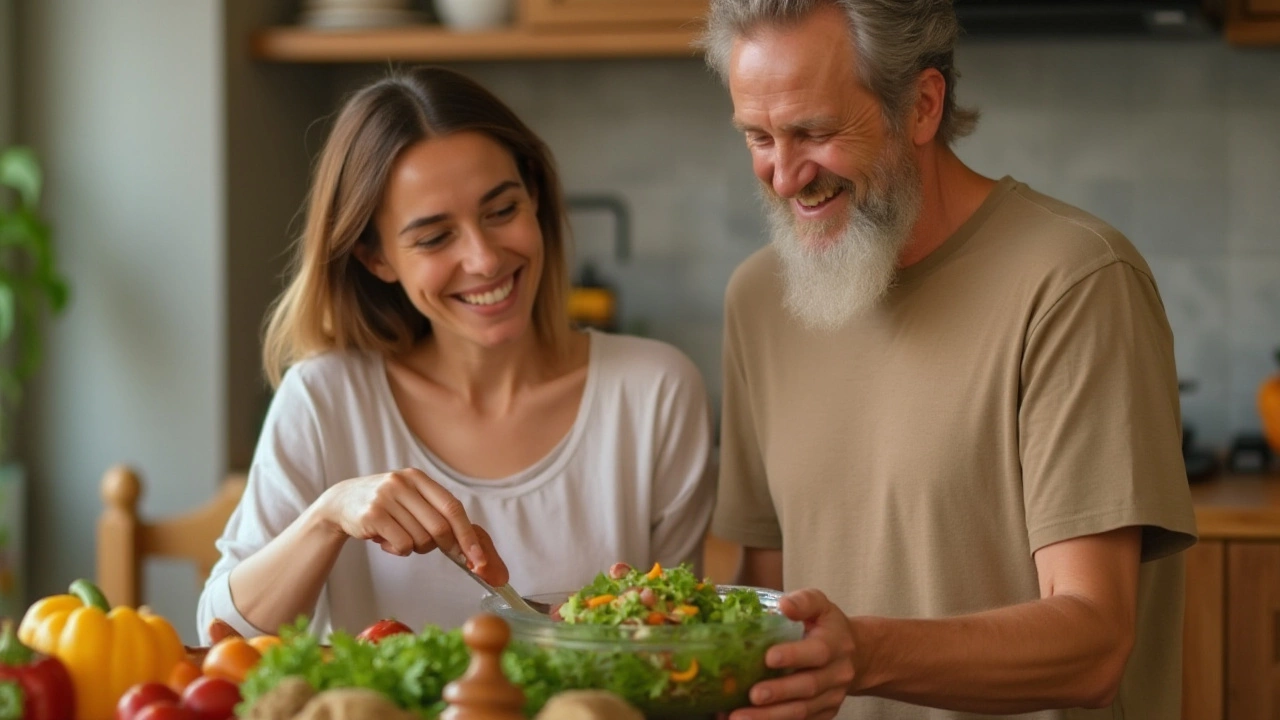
[{"left": 251, "top": 24, "right": 705, "bottom": 63}]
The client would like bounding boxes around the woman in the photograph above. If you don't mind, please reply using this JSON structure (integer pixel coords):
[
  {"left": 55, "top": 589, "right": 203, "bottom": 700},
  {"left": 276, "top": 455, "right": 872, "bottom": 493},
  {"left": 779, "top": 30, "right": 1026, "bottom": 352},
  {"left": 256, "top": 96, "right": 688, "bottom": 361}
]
[{"left": 196, "top": 67, "right": 715, "bottom": 642}]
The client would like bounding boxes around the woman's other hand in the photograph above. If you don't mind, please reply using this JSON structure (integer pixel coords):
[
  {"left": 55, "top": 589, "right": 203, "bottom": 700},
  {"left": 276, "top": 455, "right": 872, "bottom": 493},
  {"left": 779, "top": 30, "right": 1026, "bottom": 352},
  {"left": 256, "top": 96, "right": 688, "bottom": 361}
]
[
  {"left": 316, "top": 468, "right": 509, "bottom": 585},
  {"left": 730, "top": 588, "right": 856, "bottom": 720}
]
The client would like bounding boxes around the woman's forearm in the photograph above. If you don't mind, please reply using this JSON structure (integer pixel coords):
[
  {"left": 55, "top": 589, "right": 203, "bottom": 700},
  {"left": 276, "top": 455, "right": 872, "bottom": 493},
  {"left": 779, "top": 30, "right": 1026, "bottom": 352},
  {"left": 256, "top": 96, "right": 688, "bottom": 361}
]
[
  {"left": 227, "top": 502, "right": 350, "bottom": 634},
  {"left": 852, "top": 593, "right": 1134, "bottom": 713}
]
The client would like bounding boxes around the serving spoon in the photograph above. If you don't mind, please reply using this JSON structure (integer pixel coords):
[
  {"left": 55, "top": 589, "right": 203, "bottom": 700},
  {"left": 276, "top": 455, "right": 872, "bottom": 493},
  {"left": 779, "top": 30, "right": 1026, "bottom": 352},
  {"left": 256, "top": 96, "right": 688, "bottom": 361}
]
[{"left": 442, "top": 546, "right": 553, "bottom": 617}]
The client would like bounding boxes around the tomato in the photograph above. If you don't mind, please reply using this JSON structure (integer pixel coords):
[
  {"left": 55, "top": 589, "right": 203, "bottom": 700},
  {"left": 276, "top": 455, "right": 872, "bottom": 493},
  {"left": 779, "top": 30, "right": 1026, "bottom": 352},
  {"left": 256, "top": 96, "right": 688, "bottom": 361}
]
[
  {"left": 355, "top": 618, "right": 413, "bottom": 643},
  {"left": 247, "top": 635, "right": 282, "bottom": 654},
  {"left": 200, "top": 638, "right": 261, "bottom": 684},
  {"left": 180, "top": 676, "right": 242, "bottom": 720},
  {"left": 133, "top": 701, "right": 200, "bottom": 720},
  {"left": 117, "top": 682, "right": 180, "bottom": 720},
  {"left": 166, "top": 659, "right": 202, "bottom": 695}
]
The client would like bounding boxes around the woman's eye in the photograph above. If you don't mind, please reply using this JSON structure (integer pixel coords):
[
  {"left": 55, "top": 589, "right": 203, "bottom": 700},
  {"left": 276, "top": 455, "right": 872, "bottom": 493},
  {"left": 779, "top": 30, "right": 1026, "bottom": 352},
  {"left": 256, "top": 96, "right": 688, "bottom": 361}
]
[
  {"left": 415, "top": 233, "right": 448, "bottom": 249},
  {"left": 489, "top": 203, "right": 518, "bottom": 220}
]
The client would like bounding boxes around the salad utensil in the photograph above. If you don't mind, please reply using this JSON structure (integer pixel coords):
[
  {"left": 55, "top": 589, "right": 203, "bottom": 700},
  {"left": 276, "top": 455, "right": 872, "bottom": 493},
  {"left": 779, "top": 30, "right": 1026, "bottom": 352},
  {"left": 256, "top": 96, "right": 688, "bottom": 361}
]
[{"left": 442, "top": 547, "right": 552, "bottom": 617}]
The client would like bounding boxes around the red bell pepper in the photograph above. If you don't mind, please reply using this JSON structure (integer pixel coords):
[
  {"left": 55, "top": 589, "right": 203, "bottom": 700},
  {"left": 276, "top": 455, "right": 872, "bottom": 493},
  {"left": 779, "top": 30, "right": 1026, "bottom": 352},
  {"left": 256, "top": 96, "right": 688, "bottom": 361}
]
[{"left": 0, "top": 618, "right": 74, "bottom": 720}]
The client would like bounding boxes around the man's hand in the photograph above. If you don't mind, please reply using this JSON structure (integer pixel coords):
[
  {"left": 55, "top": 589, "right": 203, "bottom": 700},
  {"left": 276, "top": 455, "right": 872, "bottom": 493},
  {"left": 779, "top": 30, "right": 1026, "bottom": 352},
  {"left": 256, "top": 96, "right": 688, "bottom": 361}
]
[{"left": 729, "top": 588, "right": 855, "bottom": 720}]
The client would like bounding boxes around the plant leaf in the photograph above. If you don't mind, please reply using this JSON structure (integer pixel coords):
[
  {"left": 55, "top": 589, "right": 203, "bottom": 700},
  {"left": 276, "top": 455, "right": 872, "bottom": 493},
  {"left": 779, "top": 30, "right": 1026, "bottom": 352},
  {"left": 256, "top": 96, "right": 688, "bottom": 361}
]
[
  {"left": 0, "top": 283, "right": 13, "bottom": 344},
  {"left": 0, "top": 146, "right": 42, "bottom": 208}
]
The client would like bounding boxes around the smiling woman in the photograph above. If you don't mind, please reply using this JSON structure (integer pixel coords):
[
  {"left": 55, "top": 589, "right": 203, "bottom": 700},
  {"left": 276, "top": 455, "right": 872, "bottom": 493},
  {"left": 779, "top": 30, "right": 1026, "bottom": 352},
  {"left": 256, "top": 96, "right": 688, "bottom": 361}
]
[{"left": 194, "top": 67, "right": 716, "bottom": 644}]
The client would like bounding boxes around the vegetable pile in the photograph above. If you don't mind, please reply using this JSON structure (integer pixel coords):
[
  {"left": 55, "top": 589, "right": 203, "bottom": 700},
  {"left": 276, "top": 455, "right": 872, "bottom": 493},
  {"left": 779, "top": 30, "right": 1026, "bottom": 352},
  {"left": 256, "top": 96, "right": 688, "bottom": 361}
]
[
  {"left": 238, "top": 563, "right": 796, "bottom": 719},
  {"left": 238, "top": 620, "right": 473, "bottom": 719}
]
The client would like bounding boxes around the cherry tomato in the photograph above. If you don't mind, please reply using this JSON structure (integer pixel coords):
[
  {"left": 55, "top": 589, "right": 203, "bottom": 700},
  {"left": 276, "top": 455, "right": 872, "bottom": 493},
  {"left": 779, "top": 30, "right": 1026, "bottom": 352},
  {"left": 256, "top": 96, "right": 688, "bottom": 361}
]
[
  {"left": 180, "top": 676, "right": 242, "bottom": 720},
  {"left": 116, "top": 682, "right": 180, "bottom": 720},
  {"left": 200, "top": 637, "right": 261, "bottom": 684},
  {"left": 355, "top": 618, "right": 413, "bottom": 643},
  {"left": 132, "top": 700, "right": 199, "bottom": 720},
  {"left": 166, "top": 659, "right": 202, "bottom": 695}
]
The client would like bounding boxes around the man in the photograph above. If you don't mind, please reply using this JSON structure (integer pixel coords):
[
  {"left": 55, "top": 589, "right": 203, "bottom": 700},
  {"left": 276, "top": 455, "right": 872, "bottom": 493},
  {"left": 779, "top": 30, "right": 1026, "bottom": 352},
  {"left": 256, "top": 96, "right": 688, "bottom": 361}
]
[{"left": 700, "top": 2, "right": 1198, "bottom": 719}]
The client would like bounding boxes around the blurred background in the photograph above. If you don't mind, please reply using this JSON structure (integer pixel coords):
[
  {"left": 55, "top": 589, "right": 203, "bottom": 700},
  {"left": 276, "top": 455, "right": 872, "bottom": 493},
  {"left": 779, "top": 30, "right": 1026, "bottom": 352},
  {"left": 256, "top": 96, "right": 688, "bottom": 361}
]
[{"left": 1, "top": 0, "right": 1278, "bottom": 644}]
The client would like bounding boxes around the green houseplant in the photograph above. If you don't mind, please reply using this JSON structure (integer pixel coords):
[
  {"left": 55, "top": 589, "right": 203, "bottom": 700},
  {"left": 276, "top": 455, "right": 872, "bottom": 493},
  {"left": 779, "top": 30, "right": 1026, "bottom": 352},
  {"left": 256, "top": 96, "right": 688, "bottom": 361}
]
[{"left": 0, "top": 145, "right": 69, "bottom": 619}]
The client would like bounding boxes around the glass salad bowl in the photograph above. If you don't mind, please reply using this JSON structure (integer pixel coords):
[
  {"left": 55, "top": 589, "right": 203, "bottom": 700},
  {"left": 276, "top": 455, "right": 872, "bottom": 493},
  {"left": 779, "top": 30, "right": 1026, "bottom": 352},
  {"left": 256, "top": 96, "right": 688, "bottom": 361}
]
[{"left": 481, "top": 585, "right": 803, "bottom": 719}]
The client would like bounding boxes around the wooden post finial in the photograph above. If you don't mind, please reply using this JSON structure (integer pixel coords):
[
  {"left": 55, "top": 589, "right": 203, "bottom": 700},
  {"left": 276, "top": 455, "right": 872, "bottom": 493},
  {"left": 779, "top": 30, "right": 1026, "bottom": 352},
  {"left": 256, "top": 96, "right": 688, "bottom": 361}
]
[
  {"left": 101, "top": 465, "right": 141, "bottom": 511},
  {"left": 441, "top": 613, "right": 526, "bottom": 720}
]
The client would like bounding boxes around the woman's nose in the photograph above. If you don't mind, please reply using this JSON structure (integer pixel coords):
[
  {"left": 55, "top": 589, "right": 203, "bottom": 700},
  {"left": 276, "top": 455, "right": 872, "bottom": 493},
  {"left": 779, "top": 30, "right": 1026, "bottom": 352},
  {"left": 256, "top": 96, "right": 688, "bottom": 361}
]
[{"left": 459, "top": 228, "right": 502, "bottom": 277}]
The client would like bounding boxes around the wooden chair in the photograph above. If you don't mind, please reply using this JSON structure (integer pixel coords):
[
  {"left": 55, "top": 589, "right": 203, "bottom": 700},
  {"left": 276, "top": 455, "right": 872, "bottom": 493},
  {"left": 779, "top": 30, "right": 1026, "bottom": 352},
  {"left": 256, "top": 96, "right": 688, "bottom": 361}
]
[{"left": 96, "top": 464, "right": 247, "bottom": 608}]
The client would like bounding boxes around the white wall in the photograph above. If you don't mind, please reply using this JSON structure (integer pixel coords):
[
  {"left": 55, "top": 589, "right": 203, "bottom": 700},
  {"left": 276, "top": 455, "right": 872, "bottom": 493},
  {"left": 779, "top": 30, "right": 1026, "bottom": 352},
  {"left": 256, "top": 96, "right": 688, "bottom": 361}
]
[{"left": 19, "top": 0, "right": 226, "bottom": 643}]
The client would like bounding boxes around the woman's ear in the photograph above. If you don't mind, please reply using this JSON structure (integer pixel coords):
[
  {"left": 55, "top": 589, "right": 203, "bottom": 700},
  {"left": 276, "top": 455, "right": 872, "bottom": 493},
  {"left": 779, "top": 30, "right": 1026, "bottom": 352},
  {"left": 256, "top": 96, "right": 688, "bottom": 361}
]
[{"left": 353, "top": 238, "right": 398, "bottom": 284}]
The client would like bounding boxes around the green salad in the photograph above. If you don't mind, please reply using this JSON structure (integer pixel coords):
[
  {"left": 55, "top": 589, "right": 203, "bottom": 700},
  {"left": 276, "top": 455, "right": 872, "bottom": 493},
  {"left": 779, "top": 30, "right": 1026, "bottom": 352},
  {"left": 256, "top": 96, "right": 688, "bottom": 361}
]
[
  {"left": 496, "top": 562, "right": 800, "bottom": 718},
  {"left": 557, "top": 561, "right": 768, "bottom": 627}
]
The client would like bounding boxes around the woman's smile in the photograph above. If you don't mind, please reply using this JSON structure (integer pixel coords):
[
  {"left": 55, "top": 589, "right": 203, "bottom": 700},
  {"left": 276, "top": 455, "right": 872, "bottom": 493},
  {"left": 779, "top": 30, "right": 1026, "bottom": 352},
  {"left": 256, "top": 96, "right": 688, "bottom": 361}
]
[{"left": 453, "top": 267, "right": 522, "bottom": 316}]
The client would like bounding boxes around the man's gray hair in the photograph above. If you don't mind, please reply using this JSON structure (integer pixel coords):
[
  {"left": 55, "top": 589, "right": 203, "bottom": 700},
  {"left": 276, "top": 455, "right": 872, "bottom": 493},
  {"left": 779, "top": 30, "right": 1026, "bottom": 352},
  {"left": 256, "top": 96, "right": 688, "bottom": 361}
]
[{"left": 699, "top": 0, "right": 979, "bottom": 146}]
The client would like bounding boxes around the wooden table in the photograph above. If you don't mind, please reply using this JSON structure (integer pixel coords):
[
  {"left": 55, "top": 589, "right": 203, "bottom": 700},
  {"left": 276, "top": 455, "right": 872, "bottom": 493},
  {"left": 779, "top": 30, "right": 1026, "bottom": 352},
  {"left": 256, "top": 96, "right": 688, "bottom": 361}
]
[{"left": 1183, "top": 470, "right": 1280, "bottom": 720}]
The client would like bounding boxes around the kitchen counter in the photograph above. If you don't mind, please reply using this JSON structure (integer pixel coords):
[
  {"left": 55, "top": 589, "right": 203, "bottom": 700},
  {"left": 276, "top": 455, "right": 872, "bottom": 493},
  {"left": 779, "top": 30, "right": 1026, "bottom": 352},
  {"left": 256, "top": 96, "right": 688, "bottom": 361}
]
[{"left": 1189, "top": 470, "right": 1280, "bottom": 540}]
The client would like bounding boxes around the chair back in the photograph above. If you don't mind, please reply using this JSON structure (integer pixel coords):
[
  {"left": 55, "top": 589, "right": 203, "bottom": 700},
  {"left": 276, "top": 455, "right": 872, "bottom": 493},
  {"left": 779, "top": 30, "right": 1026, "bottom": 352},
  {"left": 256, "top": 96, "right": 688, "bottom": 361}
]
[{"left": 96, "top": 465, "right": 246, "bottom": 608}]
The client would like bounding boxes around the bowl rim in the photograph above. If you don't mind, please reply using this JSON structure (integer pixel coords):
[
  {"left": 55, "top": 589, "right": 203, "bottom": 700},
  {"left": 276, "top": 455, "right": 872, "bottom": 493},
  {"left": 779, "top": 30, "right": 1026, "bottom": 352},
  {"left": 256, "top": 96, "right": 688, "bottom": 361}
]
[{"left": 479, "top": 584, "right": 802, "bottom": 645}]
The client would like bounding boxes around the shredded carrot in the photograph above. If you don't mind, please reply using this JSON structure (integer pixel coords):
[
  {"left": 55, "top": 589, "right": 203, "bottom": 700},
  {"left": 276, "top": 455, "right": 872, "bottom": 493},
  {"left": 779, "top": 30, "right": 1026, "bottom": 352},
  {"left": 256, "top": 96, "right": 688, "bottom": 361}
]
[
  {"left": 694, "top": 583, "right": 705, "bottom": 590},
  {"left": 587, "top": 594, "right": 615, "bottom": 609},
  {"left": 723, "top": 676, "right": 738, "bottom": 695},
  {"left": 646, "top": 611, "right": 667, "bottom": 626},
  {"left": 669, "top": 658, "right": 699, "bottom": 683},
  {"left": 677, "top": 604, "right": 699, "bottom": 616},
  {"left": 646, "top": 562, "right": 662, "bottom": 580}
]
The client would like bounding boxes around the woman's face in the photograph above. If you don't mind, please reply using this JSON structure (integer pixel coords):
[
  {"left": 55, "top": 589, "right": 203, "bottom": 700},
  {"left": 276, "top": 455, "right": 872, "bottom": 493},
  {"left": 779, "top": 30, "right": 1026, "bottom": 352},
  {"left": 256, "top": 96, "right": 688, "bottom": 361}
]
[{"left": 361, "top": 131, "right": 544, "bottom": 350}]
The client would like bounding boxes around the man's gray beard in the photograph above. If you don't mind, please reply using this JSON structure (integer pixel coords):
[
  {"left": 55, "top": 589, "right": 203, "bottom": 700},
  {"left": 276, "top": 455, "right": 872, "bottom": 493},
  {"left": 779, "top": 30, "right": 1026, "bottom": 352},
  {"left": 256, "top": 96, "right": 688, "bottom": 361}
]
[{"left": 765, "top": 141, "right": 922, "bottom": 332}]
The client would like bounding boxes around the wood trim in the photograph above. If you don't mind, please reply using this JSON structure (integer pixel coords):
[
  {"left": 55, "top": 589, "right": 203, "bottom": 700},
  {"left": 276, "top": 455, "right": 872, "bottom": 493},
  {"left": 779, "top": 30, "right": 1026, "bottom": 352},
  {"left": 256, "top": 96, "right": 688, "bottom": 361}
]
[
  {"left": 137, "top": 475, "right": 247, "bottom": 580},
  {"left": 1244, "top": 0, "right": 1280, "bottom": 15},
  {"left": 519, "top": 0, "right": 709, "bottom": 29},
  {"left": 251, "top": 25, "right": 703, "bottom": 63},
  {"left": 1183, "top": 540, "right": 1225, "bottom": 720},
  {"left": 1226, "top": 542, "right": 1280, "bottom": 719},
  {"left": 1226, "top": 0, "right": 1280, "bottom": 44}
]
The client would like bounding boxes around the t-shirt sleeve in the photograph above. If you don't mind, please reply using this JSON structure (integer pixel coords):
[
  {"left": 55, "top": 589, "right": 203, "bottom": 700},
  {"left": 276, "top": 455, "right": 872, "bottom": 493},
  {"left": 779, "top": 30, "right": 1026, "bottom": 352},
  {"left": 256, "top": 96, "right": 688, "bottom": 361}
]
[
  {"left": 648, "top": 353, "right": 717, "bottom": 575},
  {"left": 196, "top": 366, "right": 334, "bottom": 642},
  {"left": 711, "top": 287, "right": 783, "bottom": 550},
  {"left": 1020, "top": 260, "right": 1198, "bottom": 562}
]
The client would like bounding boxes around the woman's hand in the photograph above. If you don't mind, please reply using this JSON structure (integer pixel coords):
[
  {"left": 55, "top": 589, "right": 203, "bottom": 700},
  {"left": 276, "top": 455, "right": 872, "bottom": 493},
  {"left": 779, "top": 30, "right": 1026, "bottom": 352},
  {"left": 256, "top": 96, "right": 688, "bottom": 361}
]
[
  {"left": 729, "top": 588, "right": 857, "bottom": 720},
  {"left": 315, "top": 468, "right": 509, "bottom": 586}
]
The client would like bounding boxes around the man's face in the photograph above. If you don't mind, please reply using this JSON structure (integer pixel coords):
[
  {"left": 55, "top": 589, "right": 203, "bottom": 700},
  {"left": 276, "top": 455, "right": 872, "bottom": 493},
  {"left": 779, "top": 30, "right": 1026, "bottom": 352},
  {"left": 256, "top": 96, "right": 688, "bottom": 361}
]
[{"left": 728, "top": 5, "right": 922, "bottom": 330}]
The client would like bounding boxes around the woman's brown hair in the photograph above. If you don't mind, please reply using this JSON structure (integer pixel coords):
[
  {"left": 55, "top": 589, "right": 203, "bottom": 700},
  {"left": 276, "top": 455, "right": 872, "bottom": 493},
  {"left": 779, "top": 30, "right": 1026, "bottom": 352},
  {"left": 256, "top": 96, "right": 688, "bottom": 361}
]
[{"left": 262, "top": 66, "right": 573, "bottom": 388}]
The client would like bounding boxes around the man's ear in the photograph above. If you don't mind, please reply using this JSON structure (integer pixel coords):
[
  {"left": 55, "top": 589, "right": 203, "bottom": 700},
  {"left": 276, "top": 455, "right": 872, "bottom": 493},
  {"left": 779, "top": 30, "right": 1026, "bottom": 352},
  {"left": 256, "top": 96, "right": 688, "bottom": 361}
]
[
  {"left": 910, "top": 68, "right": 947, "bottom": 147},
  {"left": 353, "top": 238, "right": 398, "bottom": 283}
]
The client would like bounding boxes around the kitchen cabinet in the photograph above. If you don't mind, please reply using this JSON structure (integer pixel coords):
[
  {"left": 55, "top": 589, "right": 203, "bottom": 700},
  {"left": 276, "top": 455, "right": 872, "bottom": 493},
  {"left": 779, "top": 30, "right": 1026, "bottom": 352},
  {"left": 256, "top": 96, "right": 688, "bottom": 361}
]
[
  {"left": 519, "top": 0, "right": 709, "bottom": 30},
  {"left": 1225, "top": 0, "right": 1280, "bottom": 44},
  {"left": 1183, "top": 471, "right": 1280, "bottom": 720}
]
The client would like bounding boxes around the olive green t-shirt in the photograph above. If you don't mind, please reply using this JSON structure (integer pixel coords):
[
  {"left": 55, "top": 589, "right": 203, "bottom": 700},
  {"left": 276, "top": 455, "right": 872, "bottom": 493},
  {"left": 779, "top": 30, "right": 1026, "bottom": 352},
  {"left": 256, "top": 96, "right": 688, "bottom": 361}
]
[{"left": 713, "top": 176, "right": 1198, "bottom": 720}]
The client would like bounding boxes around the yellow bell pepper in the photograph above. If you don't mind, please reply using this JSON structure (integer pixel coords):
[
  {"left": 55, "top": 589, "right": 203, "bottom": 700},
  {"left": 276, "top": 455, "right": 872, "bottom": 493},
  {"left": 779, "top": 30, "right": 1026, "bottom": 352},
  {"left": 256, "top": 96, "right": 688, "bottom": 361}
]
[{"left": 17, "top": 579, "right": 184, "bottom": 720}]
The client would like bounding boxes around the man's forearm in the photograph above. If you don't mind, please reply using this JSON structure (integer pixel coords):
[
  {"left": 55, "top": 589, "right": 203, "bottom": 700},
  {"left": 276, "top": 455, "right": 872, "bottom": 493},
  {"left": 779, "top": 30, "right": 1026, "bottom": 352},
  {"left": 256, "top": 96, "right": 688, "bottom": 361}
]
[{"left": 851, "top": 593, "right": 1134, "bottom": 713}]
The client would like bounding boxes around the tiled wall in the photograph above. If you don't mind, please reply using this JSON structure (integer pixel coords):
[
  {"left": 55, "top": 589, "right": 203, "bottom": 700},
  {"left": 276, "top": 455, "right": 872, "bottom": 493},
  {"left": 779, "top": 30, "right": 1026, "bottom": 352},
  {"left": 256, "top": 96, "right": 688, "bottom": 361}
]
[{"left": 443, "top": 38, "right": 1280, "bottom": 452}]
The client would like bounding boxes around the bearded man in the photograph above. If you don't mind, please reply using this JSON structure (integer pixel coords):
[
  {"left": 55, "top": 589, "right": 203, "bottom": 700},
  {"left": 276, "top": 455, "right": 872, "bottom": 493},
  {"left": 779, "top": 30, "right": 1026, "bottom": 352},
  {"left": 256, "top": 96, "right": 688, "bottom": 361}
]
[{"left": 702, "top": 2, "right": 1198, "bottom": 720}]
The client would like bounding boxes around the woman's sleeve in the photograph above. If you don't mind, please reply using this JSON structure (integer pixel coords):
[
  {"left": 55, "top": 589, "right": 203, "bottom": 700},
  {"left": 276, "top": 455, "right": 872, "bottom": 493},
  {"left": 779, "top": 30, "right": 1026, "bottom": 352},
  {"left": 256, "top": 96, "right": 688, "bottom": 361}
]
[
  {"left": 195, "top": 367, "right": 333, "bottom": 643},
  {"left": 648, "top": 352, "right": 717, "bottom": 575}
]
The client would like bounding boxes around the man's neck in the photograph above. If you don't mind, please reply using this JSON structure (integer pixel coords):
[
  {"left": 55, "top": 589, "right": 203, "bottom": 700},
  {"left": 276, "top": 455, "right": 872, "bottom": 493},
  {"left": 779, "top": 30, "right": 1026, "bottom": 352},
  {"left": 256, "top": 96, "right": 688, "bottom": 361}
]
[{"left": 898, "top": 145, "right": 997, "bottom": 269}]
